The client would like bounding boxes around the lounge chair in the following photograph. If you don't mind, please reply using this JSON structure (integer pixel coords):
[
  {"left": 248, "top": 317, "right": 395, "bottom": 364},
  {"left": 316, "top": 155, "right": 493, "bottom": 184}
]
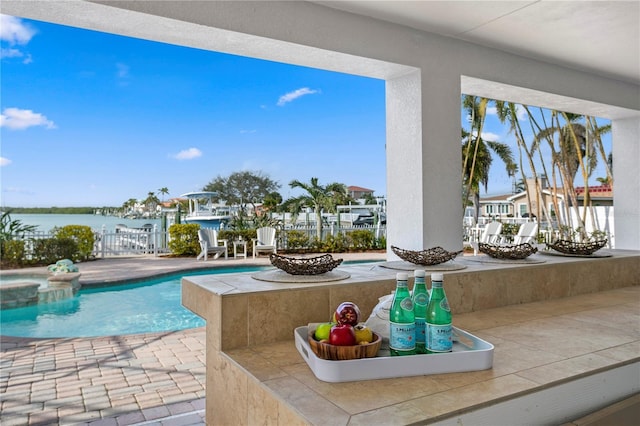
[
  {"left": 197, "top": 229, "right": 228, "bottom": 261},
  {"left": 480, "top": 221, "right": 503, "bottom": 244},
  {"left": 510, "top": 222, "right": 539, "bottom": 245},
  {"left": 252, "top": 226, "right": 277, "bottom": 258},
  {"left": 471, "top": 221, "right": 503, "bottom": 255}
]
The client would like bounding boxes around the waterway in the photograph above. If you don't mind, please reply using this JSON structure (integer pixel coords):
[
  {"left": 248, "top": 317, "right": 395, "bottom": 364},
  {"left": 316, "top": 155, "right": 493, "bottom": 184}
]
[{"left": 11, "top": 214, "right": 162, "bottom": 233}]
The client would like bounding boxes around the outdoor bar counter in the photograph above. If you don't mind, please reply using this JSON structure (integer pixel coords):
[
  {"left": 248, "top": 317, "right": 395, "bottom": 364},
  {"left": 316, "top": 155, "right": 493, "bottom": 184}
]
[{"left": 182, "top": 250, "right": 640, "bottom": 425}]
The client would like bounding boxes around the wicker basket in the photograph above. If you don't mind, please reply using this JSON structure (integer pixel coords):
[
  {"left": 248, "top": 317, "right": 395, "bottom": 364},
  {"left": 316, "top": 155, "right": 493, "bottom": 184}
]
[
  {"left": 546, "top": 239, "right": 607, "bottom": 255},
  {"left": 479, "top": 242, "right": 538, "bottom": 260},
  {"left": 308, "top": 329, "right": 381, "bottom": 360},
  {"left": 391, "top": 245, "right": 461, "bottom": 266},
  {"left": 269, "top": 253, "right": 343, "bottom": 275}
]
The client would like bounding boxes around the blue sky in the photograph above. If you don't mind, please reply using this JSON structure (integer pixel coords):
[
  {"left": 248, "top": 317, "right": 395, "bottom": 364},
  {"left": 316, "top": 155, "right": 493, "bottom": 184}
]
[
  {"left": 1, "top": 15, "right": 611, "bottom": 208},
  {"left": 1, "top": 15, "right": 386, "bottom": 207}
]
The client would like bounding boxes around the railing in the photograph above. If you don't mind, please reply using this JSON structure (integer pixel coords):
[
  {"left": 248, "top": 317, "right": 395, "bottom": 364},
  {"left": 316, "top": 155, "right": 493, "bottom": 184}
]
[
  {"left": 96, "top": 225, "right": 171, "bottom": 257},
  {"left": 279, "top": 223, "right": 387, "bottom": 250},
  {"left": 11, "top": 226, "right": 172, "bottom": 259}
]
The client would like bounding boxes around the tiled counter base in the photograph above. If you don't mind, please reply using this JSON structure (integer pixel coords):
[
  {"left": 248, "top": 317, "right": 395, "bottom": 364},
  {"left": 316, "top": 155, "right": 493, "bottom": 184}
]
[{"left": 182, "top": 251, "right": 640, "bottom": 425}]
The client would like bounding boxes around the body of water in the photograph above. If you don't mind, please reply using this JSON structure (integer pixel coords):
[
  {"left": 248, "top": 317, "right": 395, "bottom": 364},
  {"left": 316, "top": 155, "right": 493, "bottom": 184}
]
[{"left": 11, "top": 214, "right": 162, "bottom": 233}]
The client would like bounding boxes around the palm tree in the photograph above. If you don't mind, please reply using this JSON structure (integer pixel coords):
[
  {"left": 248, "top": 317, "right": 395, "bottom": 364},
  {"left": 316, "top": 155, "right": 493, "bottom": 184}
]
[
  {"left": 143, "top": 191, "right": 160, "bottom": 215},
  {"left": 462, "top": 96, "right": 517, "bottom": 223},
  {"left": 495, "top": 101, "right": 549, "bottom": 223},
  {"left": 284, "top": 178, "right": 347, "bottom": 240},
  {"left": 530, "top": 111, "right": 610, "bottom": 238},
  {"left": 122, "top": 198, "right": 138, "bottom": 215},
  {"left": 158, "top": 187, "right": 170, "bottom": 204}
]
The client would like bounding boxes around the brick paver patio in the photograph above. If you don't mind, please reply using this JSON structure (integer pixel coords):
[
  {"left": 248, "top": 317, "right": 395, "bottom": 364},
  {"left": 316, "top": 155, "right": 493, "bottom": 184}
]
[{"left": 0, "top": 329, "right": 206, "bottom": 425}]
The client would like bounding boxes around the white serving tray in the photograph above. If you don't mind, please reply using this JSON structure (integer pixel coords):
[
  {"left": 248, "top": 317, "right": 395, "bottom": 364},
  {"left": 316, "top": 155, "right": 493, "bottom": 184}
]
[{"left": 294, "top": 326, "right": 494, "bottom": 383}]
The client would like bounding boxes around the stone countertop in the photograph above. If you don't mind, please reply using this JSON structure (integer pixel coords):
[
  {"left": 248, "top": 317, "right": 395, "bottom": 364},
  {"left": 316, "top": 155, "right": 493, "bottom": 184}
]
[
  {"left": 181, "top": 250, "right": 640, "bottom": 424},
  {"left": 223, "top": 286, "right": 640, "bottom": 424}
]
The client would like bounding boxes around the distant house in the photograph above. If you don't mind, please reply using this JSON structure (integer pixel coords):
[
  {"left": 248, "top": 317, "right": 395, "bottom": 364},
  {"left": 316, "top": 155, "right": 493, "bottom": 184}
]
[
  {"left": 479, "top": 194, "right": 514, "bottom": 218},
  {"left": 507, "top": 189, "right": 564, "bottom": 219},
  {"left": 479, "top": 181, "right": 613, "bottom": 220},
  {"left": 348, "top": 185, "right": 375, "bottom": 200},
  {"left": 573, "top": 185, "right": 613, "bottom": 207},
  {"left": 478, "top": 177, "right": 561, "bottom": 220}
]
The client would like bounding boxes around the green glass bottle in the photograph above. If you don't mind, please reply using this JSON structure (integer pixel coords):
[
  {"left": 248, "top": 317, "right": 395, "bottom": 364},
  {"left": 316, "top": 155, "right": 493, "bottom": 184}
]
[
  {"left": 411, "top": 269, "right": 429, "bottom": 354},
  {"left": 426, "top": 273, "right": 452, "bottom": 354},
  {"left": 390, "top": 272, "right": 416, "bottom": 356}
]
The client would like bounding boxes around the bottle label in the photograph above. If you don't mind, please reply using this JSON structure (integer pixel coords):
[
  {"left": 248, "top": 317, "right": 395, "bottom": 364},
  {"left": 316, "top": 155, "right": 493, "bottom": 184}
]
[
  {"left": 400, "top": 297, "right": 413, "bottom": 311},
  {"left": 415, "top": 317, "right": 426, "bottom": 344},
  {"left": 440, "top": 298, "right": 450, "bottom": 312},
  {"left": 390, "top": 321, "right": 416, "bottom": 351},
  {"left": 413, "top": 293, "right": 428, "bottom": 306},
  {"left": 426, "top": 323, "right": 452, "bottom": 352}
]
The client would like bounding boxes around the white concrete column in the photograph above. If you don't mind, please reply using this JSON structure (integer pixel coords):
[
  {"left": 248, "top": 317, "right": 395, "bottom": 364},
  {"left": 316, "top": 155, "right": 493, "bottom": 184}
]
[
  {"left": 386, "top": 70, "right": 423, "bottom": 257},
  {"left": 386, "top": 69, "right": 463, "bottom": 258},
  {"left": 613, "top": 116, "right": 640, "bottom": 250}
]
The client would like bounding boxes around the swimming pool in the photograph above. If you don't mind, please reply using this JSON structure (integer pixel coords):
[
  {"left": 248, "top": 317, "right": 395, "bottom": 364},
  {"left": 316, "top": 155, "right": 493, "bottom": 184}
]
[{"left": 0, "top": 266, "right": 268, "bottom": 339}]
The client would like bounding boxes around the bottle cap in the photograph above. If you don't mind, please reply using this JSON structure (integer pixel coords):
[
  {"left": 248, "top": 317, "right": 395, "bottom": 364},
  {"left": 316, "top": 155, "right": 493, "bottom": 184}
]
[
  {"left": 414, "top": 270, "right": 426, "bottom": 277},
  {"left": 396, "top": 272, "right": 408, "bottom": 281},
  {"left": 431, "top": 272, "right": 444, "bottom": 281}
]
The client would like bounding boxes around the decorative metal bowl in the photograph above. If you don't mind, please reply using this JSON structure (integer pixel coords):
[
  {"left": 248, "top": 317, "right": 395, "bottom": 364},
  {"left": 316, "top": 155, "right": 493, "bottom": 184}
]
[
  {"left": 479, "top": 242, "right": 538, "bottom": 260},
  {"left": 546, "top": 239, "right": 607, "bottom": 256},
  {"left": 269, "top": 253, "right": 343, "bottom": 275},
  {"left": 391, "top": 245, "right": 461, "bottom": 266}
]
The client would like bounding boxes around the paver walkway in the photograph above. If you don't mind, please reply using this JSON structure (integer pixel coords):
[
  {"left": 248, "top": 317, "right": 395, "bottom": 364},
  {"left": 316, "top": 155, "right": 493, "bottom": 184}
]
[
  {"left": 0, "top": 252, "right": 386, "bottom": 425},
  {"left": 1, "top": 330, "right": 206, "bottom": 425}
]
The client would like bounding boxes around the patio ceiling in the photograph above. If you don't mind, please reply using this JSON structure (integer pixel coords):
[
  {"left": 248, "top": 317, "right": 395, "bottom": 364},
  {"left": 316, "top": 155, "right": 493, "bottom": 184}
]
[{"left": 315, "top": 1, "right": 640, "bottom": 86}]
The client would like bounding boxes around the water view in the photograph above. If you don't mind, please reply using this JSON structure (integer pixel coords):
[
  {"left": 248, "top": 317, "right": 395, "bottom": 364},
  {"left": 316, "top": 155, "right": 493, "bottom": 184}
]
[{"left": 12, "top": 213, "right": 162, "bottom": 233}]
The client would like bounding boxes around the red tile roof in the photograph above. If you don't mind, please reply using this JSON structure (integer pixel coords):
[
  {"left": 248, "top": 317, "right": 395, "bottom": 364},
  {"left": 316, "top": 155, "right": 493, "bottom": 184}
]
[{"left": 348, "top": 185, "right": 374, "bottom": 193}]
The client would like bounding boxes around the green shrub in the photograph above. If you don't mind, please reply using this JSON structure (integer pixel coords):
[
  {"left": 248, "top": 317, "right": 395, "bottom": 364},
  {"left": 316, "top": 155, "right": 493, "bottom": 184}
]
[
  {"left": 285, "top": 230, "right": 310, "bottom": 252},
  {"left": 219, "top": 229, "right": 255, "bottom": 244},
  {"left": 53, "top": 225, "right": 95, "bottom": 261},
  {"left": 348, "top": 230, "right": 375, "bottom": 250},
  {"left": 168, "top": 224, "right": 200, "bottom": 256},
  {"left": 1, "top": 239, "right": 26, "bottom": 267},
  {"left": 321, "top": 233, "right": 350, "bottom": 253},
  {"left": 33, "top": 237, "right": 79, "bottom": 265}
]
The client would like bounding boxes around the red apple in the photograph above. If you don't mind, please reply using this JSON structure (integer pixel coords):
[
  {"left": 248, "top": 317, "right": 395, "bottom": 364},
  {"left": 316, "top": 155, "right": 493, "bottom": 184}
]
[
  {"left": 334, "top": 302, "right": 360, "bottom": 326},
  {"left": 329, "top": 324, "right": 356, "bottom": 346}
]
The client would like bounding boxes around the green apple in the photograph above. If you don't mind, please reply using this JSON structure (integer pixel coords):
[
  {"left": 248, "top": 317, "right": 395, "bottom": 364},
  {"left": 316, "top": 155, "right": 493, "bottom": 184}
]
[{"left": 314, "top": 322, "right": 333, "bottom": 341}]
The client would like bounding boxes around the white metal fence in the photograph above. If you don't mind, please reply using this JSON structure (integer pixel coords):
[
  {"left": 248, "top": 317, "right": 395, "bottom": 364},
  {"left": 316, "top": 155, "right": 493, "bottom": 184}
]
[{"left": 10, "top": 224, "right": 388, "bottom": 258}]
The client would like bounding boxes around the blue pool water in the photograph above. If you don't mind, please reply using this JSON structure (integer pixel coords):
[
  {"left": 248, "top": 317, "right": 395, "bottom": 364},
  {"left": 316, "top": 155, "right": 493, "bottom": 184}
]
[{"left": 0, "top": 266, "right": 267, "bottom": 338}]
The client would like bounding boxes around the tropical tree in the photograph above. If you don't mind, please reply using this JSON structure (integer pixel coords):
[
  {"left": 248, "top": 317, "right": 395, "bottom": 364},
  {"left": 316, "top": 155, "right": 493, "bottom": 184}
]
[
  {"left": 143, "top": 191, "right": 160, "bottom": 214},
  {"left": 158, "top": 187, "right": 170, "bottom": 203},
  {"left": 462, "top": 95, "right": 517, "bottom": 223},
  {"left": 203, "top": 171, "right": 280, "bottom": 214},
  {"left": 284, "top": 177, "right": 347, "bottom": 240},
  {"left": 121, "top": 198, "right": 138, "bottom": 215},
  {"left": 262, "top": 191, "right": 283, "bottom": 211},
  {"left": 0, "top": 210, "right": 37, "bottom": 243},
  {"left": 530, "top": 111, "right": 611, "bottom": 237}
]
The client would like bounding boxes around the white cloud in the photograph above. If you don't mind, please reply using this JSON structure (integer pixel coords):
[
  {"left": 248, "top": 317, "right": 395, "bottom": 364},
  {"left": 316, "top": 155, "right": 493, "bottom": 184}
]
[
  {"left": 277, "top": 87, "right": 320, "bottom": 106},
  {"left": 172, "top": 148, "right": 202, "bottom": 160},
  {"left": 116, "top": 62, "right": 129, "bottom": 78},
  {"left": 486, "top": 105, "right": 528, "bottom": 121},
  {"left": 0, "top": 47, "right": 22, "bottom": 59},
  {"left": 0, "top": 157, "right": 12, "bottom": 166},
  {"left": 0, "top": 15, "right": 36, "bottom": 45},
  {"left": 0, "top": 107, "right": 56, "bottom": 130},
  {"left": 481, "top": 131, "right": 500, "bottom": 142},
  {"left": 0, "top": 15, "right": 36, "bottom": 62}
]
